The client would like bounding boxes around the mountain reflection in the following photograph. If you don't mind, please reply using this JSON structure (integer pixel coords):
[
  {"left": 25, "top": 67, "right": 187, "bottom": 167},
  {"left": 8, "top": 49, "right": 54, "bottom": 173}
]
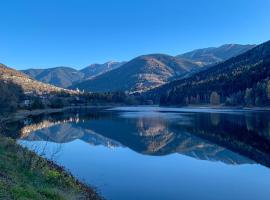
[{"left": 4, "top": 108, "right": 270, "bottom": 167}]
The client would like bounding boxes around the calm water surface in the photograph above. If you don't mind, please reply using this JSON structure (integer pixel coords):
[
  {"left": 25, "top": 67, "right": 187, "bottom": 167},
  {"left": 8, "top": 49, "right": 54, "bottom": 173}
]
[{"left": 6, "top": 106, "right": 270, "bottom": 200}]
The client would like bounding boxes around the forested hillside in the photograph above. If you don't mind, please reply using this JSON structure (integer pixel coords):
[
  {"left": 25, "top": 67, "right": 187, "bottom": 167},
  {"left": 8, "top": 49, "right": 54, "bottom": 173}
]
[
  {"left": 72, "top": 54, "right": 200, "bottom": 93},
  {"left": 146, "top": 41, "right": 270, "bottom": 107}
]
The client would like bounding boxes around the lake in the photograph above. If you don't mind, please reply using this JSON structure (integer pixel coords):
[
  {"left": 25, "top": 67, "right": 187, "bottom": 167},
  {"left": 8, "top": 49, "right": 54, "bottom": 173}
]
[{"left": 5, "top": 106, "right": 270, "bottom": 200}]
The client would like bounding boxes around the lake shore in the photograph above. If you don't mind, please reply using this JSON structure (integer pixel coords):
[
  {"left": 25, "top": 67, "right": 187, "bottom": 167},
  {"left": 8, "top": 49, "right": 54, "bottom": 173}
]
[
  {"left": 1, "top": 104, "right": 270, "bottom": 199},
  {"left": 161, "top": 104, "right": 270, "bottom": 111},
  {"left": 0, "top": 107, "right": 104, "bottom": 199},
  {"left": 0, "top": 135, "right": 102, "bottom": 200},
  {"left": 2, "top": 104, "right": 270, "bottom": 124},
  {"left": 1, "top": 105, "right": 113, "bottom": 123}
]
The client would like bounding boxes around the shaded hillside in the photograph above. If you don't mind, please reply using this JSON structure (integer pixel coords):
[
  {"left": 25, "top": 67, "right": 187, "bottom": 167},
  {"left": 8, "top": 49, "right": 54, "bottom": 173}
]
[
  {"left": 176, "top": 44, "right": 255, "bottom": 66},
  {"left": 22, "top": 67, "right": 84, "bottom": 88},
  {"left": 147, "top": 40, "right": 270, "bottom": 106},
  {"left": 22, "top": 61, "right": 124, "bottom": 88},
  {"left": 72, "top": 54, "right": 200, "bottom": 93}
]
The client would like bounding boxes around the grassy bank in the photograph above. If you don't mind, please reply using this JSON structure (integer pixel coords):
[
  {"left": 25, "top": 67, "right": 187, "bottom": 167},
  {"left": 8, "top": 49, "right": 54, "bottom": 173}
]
[{"left": 0, "top": 136, "right": 102, "bottom": 200}]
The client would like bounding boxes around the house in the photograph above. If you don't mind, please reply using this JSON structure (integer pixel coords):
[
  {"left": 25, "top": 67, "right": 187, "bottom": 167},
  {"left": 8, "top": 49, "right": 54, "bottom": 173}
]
[{"left": 23, "top": 99, "right": 33, "bottom": 107}]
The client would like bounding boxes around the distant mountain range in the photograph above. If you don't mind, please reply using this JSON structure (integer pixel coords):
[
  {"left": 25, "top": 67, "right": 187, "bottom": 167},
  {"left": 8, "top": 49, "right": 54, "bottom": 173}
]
[
  {"left": 176, "top": 44, "right": 255, "bottom": 66},
  {"left": 146, "top": 41, "right": 270, "bottom": 106},
  {"left": 21, "top": 44, "right": 255, "bottom": 92},
  {"left": 22, "top": 61, "right": 125, "bottom": 88},
  {"left": 1, "top": 42, "right": 265, "bottom": 107},
  {"left": 22, "top": 67, "right": 84, "bottom": 88}
]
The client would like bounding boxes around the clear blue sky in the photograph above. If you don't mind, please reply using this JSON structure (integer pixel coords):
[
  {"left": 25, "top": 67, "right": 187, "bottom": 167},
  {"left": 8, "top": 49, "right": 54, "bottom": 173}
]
[{"left": 1, "top": 0, "right": 270, "bottom": 70}]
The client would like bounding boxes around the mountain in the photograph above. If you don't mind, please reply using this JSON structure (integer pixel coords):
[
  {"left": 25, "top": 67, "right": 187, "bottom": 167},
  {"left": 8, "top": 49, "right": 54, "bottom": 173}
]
[
  {"left": 147, "top": 41, "right": 270, "bottom": 106},
  {"left": 20, "top": 44, "right": 256, "bottom": 92},
  {"left": 72, "top": 54, "right": 200, "bottom": 93},
  {"left": 80, "top": 61, "right": 125, "bottom": 79},
  {"left": 71, "top": 44, "right": 255, "bottom": 93},
  {"left": 0, "top": 64, "right": 77, "bottom": 95},
  {"left": 22, "top": 67, "right": 84, "bottom": 88},
  {"left": 176, "top": 44, "right": 256, "bottom": 66},
  {"left": 22, "top": 61, "right": 124, "bottom": 88}
]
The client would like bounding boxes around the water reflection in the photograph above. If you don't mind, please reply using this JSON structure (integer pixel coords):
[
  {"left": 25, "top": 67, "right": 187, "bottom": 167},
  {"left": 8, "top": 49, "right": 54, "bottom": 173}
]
[
  {"left": 3, "top": 107, "right": 270, "bottom": 200},
  {"left": 3, "top": 107, "right": 270, "bottom": 167}
]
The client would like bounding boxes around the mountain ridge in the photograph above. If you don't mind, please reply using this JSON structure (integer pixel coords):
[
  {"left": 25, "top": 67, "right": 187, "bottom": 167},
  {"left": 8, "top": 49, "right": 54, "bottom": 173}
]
[
  {"left": 146, "top": 40, "right": 270, "bottom": 106},
  {"left": 20, "top": 43, "right": 256, "bottom": 92},
  {"left": 71, "top": 54, "right": 200, "bottom": 93},
  {"left": 22, "top": 61, "right": 125, "bottom": 88},
  {"left": 176, "top": 44, "right": 256, "bottom": 66}
]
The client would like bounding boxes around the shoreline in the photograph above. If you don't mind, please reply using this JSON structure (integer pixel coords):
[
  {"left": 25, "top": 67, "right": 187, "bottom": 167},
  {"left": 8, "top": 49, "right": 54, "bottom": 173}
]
[
  {"left": 1, "top": 105, "right": 113, "bottom": 123},
  {"left": 0, "top": 106, "right": 105, "bottom": 199},
  {"left": 157, "top": 104, "right": 270, "bottom": 111},
  {"left": 1, "top": 104, "right": 270, "bottom": 199},
  {"left": 2, "top": 104, "right": 270, "bottom": 123},
  {"left": 0, "top": 136, "right": 102, "bottom": 200}
]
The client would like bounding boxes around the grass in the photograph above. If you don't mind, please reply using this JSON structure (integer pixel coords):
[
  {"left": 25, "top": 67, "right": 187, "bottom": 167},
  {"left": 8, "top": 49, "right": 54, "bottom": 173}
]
[{"left": 0, "top": 136, "right": 102, "bottom": 200}]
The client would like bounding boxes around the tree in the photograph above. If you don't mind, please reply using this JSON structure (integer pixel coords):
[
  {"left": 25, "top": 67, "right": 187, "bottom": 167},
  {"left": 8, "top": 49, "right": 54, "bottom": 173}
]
[
  {"left": 255, "top": 97, "right": 262, "bottom": 106},
  {"left": 31, "top": 98, "right": 44, "bottom": 109},
  {"left": 210, "top": 92, "right": 220, "bottom": 105},
  {"left": 50, "top": 98, "right": 64, "bottom": 108},
  {"left": 196, "top": 94, "right": 200, "bottom": 104},
  {"left": 267, "top": 80, "right": 270, "bottom": 100},
  {"left": 244, "top": 88, "right": 253, "bottom": 106}
]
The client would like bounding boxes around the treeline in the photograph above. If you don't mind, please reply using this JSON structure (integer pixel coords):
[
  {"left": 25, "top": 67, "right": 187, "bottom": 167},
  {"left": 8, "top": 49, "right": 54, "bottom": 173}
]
[
  {"left": 0, "top": 80, "right": 145, "bottom": 114},
  {"left": 24, "top": 91, "right": 146, "bottom": 110},
  {"left": 24, "top": 92, "right": 143, "bottom": 110},
  {"left": 82, "top": 91, "right": 143, "bottom": 105},
  {"left": 147, "top": 40, "right": 270, "bottom": 107},
  {"left": 158, "top": 65, "right": 270, "bottom": 106}
]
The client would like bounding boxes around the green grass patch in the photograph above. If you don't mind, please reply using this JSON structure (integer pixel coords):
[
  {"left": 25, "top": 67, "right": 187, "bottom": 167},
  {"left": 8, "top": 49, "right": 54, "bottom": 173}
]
[{"left": 0, "top": 136, "right": 101, "bottom": 200}]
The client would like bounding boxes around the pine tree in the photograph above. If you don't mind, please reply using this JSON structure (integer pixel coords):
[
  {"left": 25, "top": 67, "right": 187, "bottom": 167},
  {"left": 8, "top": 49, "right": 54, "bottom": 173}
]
[
  {"left": 267, "top": 80, "right": 270, "bottom": 100},
  {"left": 244, "top": 88, "right": 253, "bottom": 106},
  {"left": 210, "top": 92, "right": 220, "bottom": 105}
]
